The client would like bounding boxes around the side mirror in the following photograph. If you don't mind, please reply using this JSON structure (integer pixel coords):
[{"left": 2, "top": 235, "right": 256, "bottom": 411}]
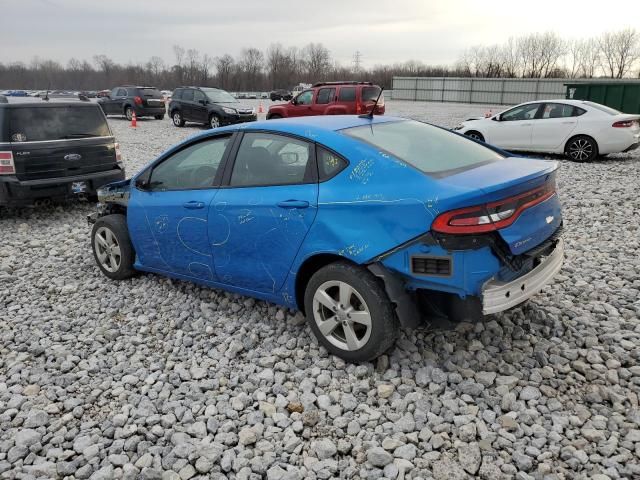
[
  {"left": 199, "top": 99, "right": 207, "bottom": 105},
  {"left": 493, "top": 114, "right": 501, "bottom": 122}
]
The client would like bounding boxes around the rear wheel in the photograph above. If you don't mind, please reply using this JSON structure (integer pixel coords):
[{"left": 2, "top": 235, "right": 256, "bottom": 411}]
[
  {"left": 124, "top": 107, "right": 133, "bottom": 121},
  {"left": 91, "top": 214, "right": 136, "bottom": 281},
  {"left": 465, "top": 131, "right": 485, "bottom": 142},
  {"left": 565, "top": 135, "right": 598, "bottom": 162},
  {"left": 304, "top": 262, "right": 399, "bottom": 362},
  {"left": 172, "top": 111, "right": 185, "bottom": 127}
]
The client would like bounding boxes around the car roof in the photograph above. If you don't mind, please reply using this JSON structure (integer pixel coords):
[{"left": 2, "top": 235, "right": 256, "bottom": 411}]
[
  {"left": 518, "top": 99, "right": 588, "bottom": 106},
  {"left": 228, "top": 115, "right": 403, "bottom": 135},
  {"left": 0, "top": 100, "right": 100, "bottom": 109}
]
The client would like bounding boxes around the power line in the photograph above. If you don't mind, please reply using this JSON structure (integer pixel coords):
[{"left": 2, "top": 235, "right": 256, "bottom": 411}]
[{"left": 353, "top": 51, "right": 363, "bottom": 71}]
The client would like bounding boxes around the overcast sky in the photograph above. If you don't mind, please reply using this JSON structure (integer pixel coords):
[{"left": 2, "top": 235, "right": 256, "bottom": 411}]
[{"left": 2, "top": 0, "right": 636, "bottom": 67}]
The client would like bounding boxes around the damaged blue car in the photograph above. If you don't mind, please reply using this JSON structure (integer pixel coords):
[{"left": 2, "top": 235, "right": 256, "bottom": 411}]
[{"left": 88, "top": 115, "right": 564, "bottom": 362}]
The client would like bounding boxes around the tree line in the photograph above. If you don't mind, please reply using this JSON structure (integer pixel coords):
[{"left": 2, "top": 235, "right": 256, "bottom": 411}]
[{"left": 1, "top": 29, "right": 638, "bottom": 91}]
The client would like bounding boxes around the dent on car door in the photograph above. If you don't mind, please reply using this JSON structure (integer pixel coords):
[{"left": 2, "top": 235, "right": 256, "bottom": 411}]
[
  {"left": 531, "top": 103, "right": 580, "bottom": 151},
  {"left": 208, "top": 131, "right": 318, "bottom": 295},
  {"left": 127, "top": 134, "right": 235, "bottom": 280}
]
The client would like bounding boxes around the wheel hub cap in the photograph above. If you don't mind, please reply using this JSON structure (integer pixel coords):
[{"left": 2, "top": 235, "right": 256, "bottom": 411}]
[{"left": 94, "top": 227, "right": 121, "bottom": 273}]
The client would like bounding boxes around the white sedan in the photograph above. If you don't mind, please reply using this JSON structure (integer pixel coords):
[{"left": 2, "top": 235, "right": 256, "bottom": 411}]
[{"left": 454, "top": 100, "right": 640, "bottom": 161}]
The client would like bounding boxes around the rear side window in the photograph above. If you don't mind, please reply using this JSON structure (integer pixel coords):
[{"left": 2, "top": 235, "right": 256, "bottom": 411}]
[
  {"left": 316, "top": 88, "right": 335, "bottom": 105},
  {"left": 361, "top": 86, "right": 381, "bottom": 102},
  {"left": 342, "top": 120, "right": 503, "bottom": 176},
  {"left": 317, "top": 146, "right": 347, "bottom": 181},
  {"left": 182, "top": 89, "right": 194, "bottom": 101},
  {"left": 338, "top": 87, "right": 356, "bottom": 102},
  {"left": 9, "top": 106, "right": 110, "bottom": 142}
]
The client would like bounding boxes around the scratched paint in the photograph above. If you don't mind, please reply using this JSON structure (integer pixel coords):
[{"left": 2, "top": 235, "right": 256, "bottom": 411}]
[{"left": 349, "top": 159, "right": 374, "bottom": 184}]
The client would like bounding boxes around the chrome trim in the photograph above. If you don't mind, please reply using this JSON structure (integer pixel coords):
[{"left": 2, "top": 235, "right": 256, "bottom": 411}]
[
  {"left": 0, "top": 136, "right": 114, "bottom": 146},
  {"left": 482, "top": 238, "right": 564, "bottom": 315}
]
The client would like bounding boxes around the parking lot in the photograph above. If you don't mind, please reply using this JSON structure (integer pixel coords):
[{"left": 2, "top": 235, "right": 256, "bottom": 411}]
[{"left": 1, "top": 99, "right": 640, "bottom": 479}]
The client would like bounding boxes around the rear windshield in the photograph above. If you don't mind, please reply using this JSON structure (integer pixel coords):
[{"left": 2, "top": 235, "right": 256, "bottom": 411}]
[
  {"left": 8, "top": 106, "right": 110, "bottom": 142},
  {"left": 342, "top": 120, "right": 503, "bottom": 176},
  {"left": 584, "top": 101, "right": 620, "bottom": 115},
  {"left": 362, "top": 86, "right": 381, "bottom": 102},
  {"left": 136, "top": 88, "right": 162, "bottom": 98}
]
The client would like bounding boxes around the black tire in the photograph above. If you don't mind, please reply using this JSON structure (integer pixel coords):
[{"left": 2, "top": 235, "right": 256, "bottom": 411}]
[
  {"left": 565, "top": 135, "right": 598, "bottom": 162},
  {"left": 154, "top": 114, "right": 165, "bottom": 120},
  {"left": 172, "top": 111, "right": 185, "bottom": 127},
  {"left": 124, "top": 106, "right": 133, "bottom": 121},
  {"left": 268, "top": 114, "right": 282, "bottom": 120},
  {"left": 304, "top": 262, "right": 399, "bottom": 362},
  {"left": 91, "top": 214, "right": 136, "bottom": 281},
  {"left": 465, "top": 131, "right": 485, "bottom": 142},
  {"left": 209, "top": 114, "right": 221, "bottom": 129}
]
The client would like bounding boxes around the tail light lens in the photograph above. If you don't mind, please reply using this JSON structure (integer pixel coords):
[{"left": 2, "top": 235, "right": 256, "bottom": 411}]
[
  {"left": 0, "top": 151, "right": 15, "bottom": 175},
  {"left": 432, "top": 179, "right": 556, "bottom": 234},
  {"left": 114, "top": 143, "right": 122, "bottom": 162},
  {"left": 134, "top": 96, "right": 143, "bottom": 105}
]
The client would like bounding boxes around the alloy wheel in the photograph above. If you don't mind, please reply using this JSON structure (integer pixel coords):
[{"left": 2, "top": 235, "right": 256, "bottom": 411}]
[
  {"left": 568, "top": 138, "right": 593, "bottom": 161},
  {"left": 312, "top": 280, "right": 372, "bottom": 351},
  {"left": 173, "top": 113, "right": 182, "bottom": 126},
  {"left": 210, "top": 115, "right": 220, "bottom": 128},
  {"left": 94, "top": 227, "right": 121, "bottom": 273}
]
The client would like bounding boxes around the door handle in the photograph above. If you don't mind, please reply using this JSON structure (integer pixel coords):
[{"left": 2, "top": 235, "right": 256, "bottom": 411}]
[
  {"left": 561, "top": 121, "right": 575, "bottom": 125},
  {"left": 183, "top": 201, "right": 205, "bottom": 209},
  {"left": 521, "top": 123, "right": 532, "bottom": 127},
  {"left": 277, "top": 200, "right": 309, "bottom": 209}
]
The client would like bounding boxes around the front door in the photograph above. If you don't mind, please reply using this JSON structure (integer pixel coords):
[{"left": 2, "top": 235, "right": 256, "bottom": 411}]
[
  {"left": 531, "top": 103, "right": 579, "bottom": 151},
  {"left": 192, "top": 89, "right": 209, "bottom": 124},
  {"left": 209, "top": 131, "right": 318, "bottom": 293},
  {"left": 287, "top": 90, "right": 315, "bottom": 118},
  {"left": 488, "top": 103, "right": 542, "bottom": 150},
  {"left": 180, "top": 88, "right": 195, "bottom": 121},
  {"left": 127, "top": 134, "right": 234, "bottom": 281}
]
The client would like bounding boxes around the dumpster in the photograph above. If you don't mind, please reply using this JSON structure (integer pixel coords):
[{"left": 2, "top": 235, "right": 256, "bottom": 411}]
[{"left": 565, "top": 82, "right": 640, "bottom": 114}]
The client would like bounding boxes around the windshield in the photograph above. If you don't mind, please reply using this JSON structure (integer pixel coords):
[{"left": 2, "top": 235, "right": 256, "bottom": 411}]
[
  {"left": 8, "top": 106, "right": 110, "bottom": 142},
  {"left": 203, "top": 88, "right": 237, "bottom": 104},
  {"left": 342, "top": 120, "right": 503, "bottom": 176}
]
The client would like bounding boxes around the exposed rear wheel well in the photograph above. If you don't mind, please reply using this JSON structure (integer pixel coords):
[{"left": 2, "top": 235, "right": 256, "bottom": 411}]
[{"left": 295, "top": 253, "right": 354, "bottom": 314}]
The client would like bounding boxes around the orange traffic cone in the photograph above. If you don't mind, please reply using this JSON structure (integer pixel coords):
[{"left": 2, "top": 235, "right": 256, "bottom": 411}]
[
  {"left": 258, "top": 102, "right": 264, "bottom": 114},
  {"left": 131, "top": 111, "right": 137, "bottom": 128}
]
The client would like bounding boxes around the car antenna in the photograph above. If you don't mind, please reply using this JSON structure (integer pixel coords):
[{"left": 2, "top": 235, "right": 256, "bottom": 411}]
[{"left": 359, "top": 87, "right": 383, "bottom": 120}]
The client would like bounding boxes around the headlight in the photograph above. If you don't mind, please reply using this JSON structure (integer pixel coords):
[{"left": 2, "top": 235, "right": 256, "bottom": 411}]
[
  {"left": 222, "top": 107, "right": 237, "bottom": 114},
  {"left": 252, "top": 107, "right": 256, "bottom": 115},
  {"left": 453, "top": 123, "right": 464, "bottom": 131}
]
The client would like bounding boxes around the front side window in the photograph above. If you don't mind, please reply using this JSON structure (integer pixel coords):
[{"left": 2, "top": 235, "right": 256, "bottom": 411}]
[
  {"left": 316, "top": 88, "right": 335, "bottom": 105},
  {"left": 148, "top": 136, "right": 230, "bottom": 191},
  {"left": 110, "top": 88, "right": 120, "bottom": 97},
  {"left": 338, "top": 87, "right": 356, "bottom": 102},
  {"left": 296, "top": 91, "right": 313, "bottom": 106},
  {"left": 116, "top": 88, "right": 127, "bottom": 97},
  {"left": 501, "top": 103, "right": 541, "bottom": 121},
  {"left": 182, "top": 89, "right": 194, "bottom": 102},
  {"left": 230, "top": 132, "right": 311, "bottom": 187},
  {"left": 342, "top": 120, "right": 503, "bottom": 176},
  {"left": 193, "top": 90, "right": 206, "bottom": 103}
]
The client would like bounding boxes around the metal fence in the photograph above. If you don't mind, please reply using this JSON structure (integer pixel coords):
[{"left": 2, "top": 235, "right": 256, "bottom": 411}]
[{"left": 391, "top": 77, "right": 569, "bottom": 105}]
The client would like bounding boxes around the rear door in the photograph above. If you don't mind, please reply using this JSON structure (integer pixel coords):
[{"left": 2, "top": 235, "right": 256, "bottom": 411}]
[
  {"left": 488, "top": 103, "right": 542, "bottom": 150},
  {"left": 8, "top": 105, "right": 119, "bottom": 184},
  {"left": 531, "top": 103, "right": 581, "bottom": 151},
  {"left": 127, "top": 134, "right": 234, "bottom": 279},
  {"left": 181, "top": 89, "right": 195, "bottom": 121},
  {"left": 209, "top": 131, "right": 318, "bottom": 293},
  {"left": 192, "top": 89, "right": 208, "bottom": 123}
]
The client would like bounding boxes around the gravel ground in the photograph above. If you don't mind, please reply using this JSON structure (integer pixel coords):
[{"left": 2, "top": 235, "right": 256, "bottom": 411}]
[{"left": 1, "top": 100, "right": 639, "bottom": 480}]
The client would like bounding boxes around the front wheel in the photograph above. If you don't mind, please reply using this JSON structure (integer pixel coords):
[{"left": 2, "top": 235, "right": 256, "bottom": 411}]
[
  {"left": 209, "top": 114, "right": 220, "bottom": 129},
  {"left": 304, "top": 262, "right": 399, "bottom": 362},
  {"left": 565, "top": 135, "right": 598, "bottom": 162},
  {"left": 267, "top": 114, "right": 282, "bottom": 120},
  {"left": 172, "top": 111, "right": 185, "bottom": 127},
  {"left": 91, "top": 214, "right": 136, "bottom": 280},
  {"left": 465, "top": 131, "right": 485, "bottom": 142}
]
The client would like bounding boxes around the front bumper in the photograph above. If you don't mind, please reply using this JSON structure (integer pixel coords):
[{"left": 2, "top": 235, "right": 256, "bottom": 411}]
[
  {"left": 0, "top": 168, "right": 125, "bottom": 206},
  {"left": 222, "top": 113, "right": 257, "bottom": 125},
  {"left": 482, "top": 238, "right": 564, "bottom": 314}
]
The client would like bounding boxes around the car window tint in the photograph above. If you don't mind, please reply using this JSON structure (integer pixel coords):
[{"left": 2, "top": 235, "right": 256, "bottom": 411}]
[
  {"left": 296, "top": 91, "right": 313, "bottom": 105},
  {"left": 193, "top": 90, "right": 206, "bottom": 103},
  {"left": 172, "top": 89, "right": 182, "bottom": 100},
  {"left": 338, "top": 87, "right": 356, "bottom": 102},
  {"left": 501, "top": 103, "right": 540, "bottom": 121},
  {"left": 149, "top": 137, "right": 230, "bottom": 191},
  {"left": 542, "top": 103, "right": 575, "bottom": 119},
  {"left": 362, "top": 86, "right": 381, "bottom": 102},
  {"left": 343, "top": 120, "right": 503, "bottom": 176},
  {"left": 111, "top": 88, "right": 120, "bottom": 97},
  {"left": 316, "top": 88, "right": 335, "bottom": 105},
  {"left": 317, "top": 146, "right": 347, "bottom": 181},
  {"left": 117, "top": 88, "right": 127, "bottom": 97},
  {"left": 182, "top": 89, "right": 194, "bottom": 102},
  {"left": 230, "top": 132, "right": 311, "bottom": 187},
  {"left": 573, "top": 107, "right": 586, "bottom": 116},
  {"left": 9, "top": 106, "right": 110, "bottom": 142}
]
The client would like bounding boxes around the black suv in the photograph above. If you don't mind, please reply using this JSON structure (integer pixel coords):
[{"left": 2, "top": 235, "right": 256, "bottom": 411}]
[
  {"left": 270, "top": 89, "right": 292, "bottom": 101},
  {"left": 0, "top": 100, "right": 125, "bottom": 206},
  {"left": 98, "top": 86, "right": 165, "bottom": 120},
  {"left": 168, "top": 87, "right": 256, "bottom": 129}
]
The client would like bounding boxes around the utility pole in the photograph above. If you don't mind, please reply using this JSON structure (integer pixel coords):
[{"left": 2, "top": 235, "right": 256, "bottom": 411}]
[{"left": 353, "top": 51, "right": 363, "bottom": 72}]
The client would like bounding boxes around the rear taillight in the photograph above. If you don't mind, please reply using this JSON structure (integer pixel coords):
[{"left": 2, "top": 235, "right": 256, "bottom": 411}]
[
  {"left": 0, "top": 151, "right": 15, "bottom": 175},
  {"left": 134, "top": 96, "right": 143, "bottom": 105},
  {"left": 432, "top": 180, "right": 556, "bottom": 234},
  {"left": 114, "top": 143, "right": 122, "bottom": 162},
  {"left": 612, "top": 120, "right": 639, "bottom": 128}
]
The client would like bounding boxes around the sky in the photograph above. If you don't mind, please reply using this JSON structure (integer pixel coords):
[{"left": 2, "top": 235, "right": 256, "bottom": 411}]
[{"left": 1, "top": 0, "right": 637, "bottom": 67}]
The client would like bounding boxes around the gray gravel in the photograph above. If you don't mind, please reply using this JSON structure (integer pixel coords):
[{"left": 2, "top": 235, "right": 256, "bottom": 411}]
[{"left": 1, "top": 99, "right": 639, "bottom": 479}]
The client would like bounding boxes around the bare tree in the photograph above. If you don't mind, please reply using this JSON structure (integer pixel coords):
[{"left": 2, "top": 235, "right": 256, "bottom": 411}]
[
  {"left": 501, "top": 38, "right": 521, "bottom": 77},
  {"left": 599, "top": 28, "right": 640, "bottom": 78},
  {"left": 214, "top": 54, "right": 235, "bottom": 90},
  {"left": 302, "top": 43, "right": 331, "bottom": 81},
  {"left": 239, "top": 48, "right": 264, "bottom": 89}
]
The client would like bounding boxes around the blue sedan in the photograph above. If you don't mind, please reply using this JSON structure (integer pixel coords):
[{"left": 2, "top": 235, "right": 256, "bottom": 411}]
[{"left": 88, "top": 115, "right": 564, "bottom": 361}]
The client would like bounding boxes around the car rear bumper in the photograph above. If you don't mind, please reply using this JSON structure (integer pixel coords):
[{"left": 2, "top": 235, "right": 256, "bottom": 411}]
[
  {"left": 482, "top": 238, "right": 564, "bottom": 314},
  {"left": 0, "top": 168, "right": 125, "bottom": 206},
  {"left": 134, "top": 105, "right": 166, "bottom": 117},
  {"left": 622, "top": 141, "right": 640, "bottom": 153}
]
